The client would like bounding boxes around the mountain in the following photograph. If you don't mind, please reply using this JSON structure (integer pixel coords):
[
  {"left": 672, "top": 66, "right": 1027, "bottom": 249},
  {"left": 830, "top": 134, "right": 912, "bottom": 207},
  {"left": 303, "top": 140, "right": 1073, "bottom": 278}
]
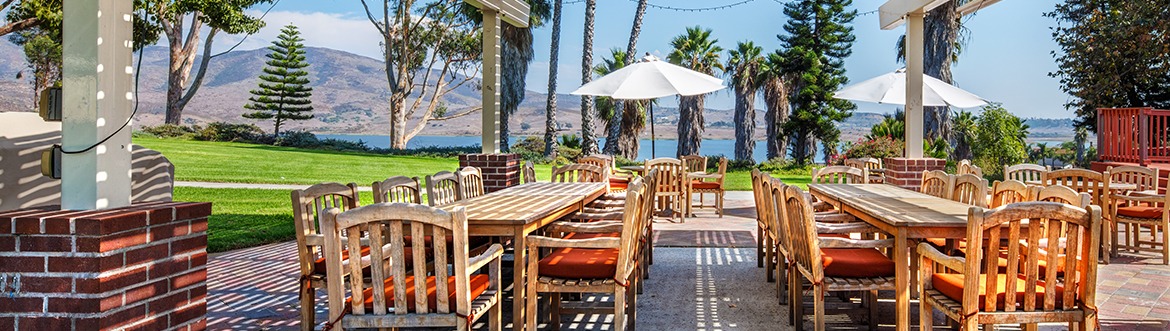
[{"left": 0, "top": 41, "right": 1074, "bottom": 142}]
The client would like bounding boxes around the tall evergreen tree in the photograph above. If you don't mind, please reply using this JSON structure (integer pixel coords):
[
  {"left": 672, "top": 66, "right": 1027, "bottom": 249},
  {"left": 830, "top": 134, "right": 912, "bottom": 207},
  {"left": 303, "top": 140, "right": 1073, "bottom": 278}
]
[
  {"left": 778, "top": 0, "right": 857, "bottom": 165},
  {"left": 243, "top": 24, "right": 313, "bottom": 136}
]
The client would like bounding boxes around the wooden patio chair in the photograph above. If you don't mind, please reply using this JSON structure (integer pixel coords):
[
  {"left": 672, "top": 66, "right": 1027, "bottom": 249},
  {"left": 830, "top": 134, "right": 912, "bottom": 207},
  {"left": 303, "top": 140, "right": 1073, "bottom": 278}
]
[
  {"left": 581, "top": 154, "right": 631, "bottom": 192},
  {"left": 680, "top": 154, "right": 707, "bottom": 174},
  {"left": 551, "top": 163, "right": 608, "bottom": 183},
  {"left": 291, "top": 182, "right": 360, "bottom": 331},
  {"left": 951, "top": 174, "right": 990, "bottom": 208},
  {"left": 811, "top": 165, "right": 869, "bottom": 184},
  {"left": 522, "top": 161, "right": 537, "bottom": 184},
  {"left": 783, "top": 185, "right": 895, "bottom": 331},
  {"left": 918, "top": 202, "right": 1101, "bottom": 330},
  {"left": 1107, "top": 166, "right": 1169, "bottom": 264},
  {"left": 645, "top": 157, "right": 688, "bottom": 222},
  {"left": 373, "top": 176, "right": 422, "bottom": 204},
  {"left": 958, "top": 159, "right": 984, "bottom": 177},
  {"left": 921, "top": 170, "right": 954, "bottom": 199},
  {"left": 321, "top": 203, "right": 505, "bottom": 330},
  {"left": 457, "top": 166, "right": 485, "bottom": 199},
  {"left": 691, "top": 157, "right": 727, "bottom": 217},
  {"left": 752, "top": 169, "right": 772, "bottom": 269},
  {"left": 523, "top": 178, "right": 649, "bottom": 331},
  {"left": 844, "top": 157, "right": 884, "bottom": 183},
  {"left": 425, "top": 171, "right": 464, "bottom": 206},
  {"left": 990, "top": 180, "right": 1033, "bottom": 208},
  {"left": 1004, "top": 163, "right": 1050, "bottom": 183},
  {"left": 1044, "top": 168, "right": 1112, "bottom": 262}
]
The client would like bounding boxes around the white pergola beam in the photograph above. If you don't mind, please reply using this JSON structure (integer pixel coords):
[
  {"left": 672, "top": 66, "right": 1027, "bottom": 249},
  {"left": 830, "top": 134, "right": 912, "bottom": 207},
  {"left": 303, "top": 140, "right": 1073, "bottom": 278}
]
[
  {"left": 465, "top": 0, "right": 530, "bottom": 153},
  {"left": 879, "top": 0, "right": 947, "bottom": 30},
  {"left": 60, "top": 0, "right": 135, "bottom": 210},
  {"left": 956, "top": 0, "right": 1002, "bottom": 16}
]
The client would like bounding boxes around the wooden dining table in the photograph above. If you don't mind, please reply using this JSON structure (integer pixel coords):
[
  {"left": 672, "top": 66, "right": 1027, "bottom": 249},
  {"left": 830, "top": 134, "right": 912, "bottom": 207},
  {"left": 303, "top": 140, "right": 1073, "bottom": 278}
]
[
  {"left": 438, "top": 182, "right": 607, "bottom": 331},
  {"left": 808, "top": 184, "right": 973, "bottom": 331}
]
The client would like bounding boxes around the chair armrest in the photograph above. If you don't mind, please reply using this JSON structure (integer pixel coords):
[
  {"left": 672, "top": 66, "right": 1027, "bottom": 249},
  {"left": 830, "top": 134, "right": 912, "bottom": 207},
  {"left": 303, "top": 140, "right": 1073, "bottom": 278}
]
[
  {"left": 818, "top": 237, "right": 894, "bottom": 248},
  {"left": 1110, "top": 193, "right": 1165, "bottom": 204},
  {"left": 527, "top": 235, "right": 622, "bottom": 249},
  {"left": 467, "top": 244, "right": 504, "bottom": 272},
  {"left": 917, "top": 242, "right": 966, "bottom": 273},
  {"left": 691, "top": 173, "right": 722, "bottom": 180},
  {"left": 546, "top": 221, "right": 625, "bottom": 233},
  {"left": 815, "top": 222, "right": 880, "bottom": 234},
  {"left": 811, "top": 200, "right": 834, "bottom": 212},
  {"left": 814, "top": 213, "right": 857, "bottom": 223}
]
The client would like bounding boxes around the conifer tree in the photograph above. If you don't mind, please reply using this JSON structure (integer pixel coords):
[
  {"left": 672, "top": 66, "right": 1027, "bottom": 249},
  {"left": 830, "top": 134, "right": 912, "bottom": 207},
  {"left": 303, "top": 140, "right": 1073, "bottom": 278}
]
[{"left": 243, "top": 24, "right": 313, "bottom": 135}]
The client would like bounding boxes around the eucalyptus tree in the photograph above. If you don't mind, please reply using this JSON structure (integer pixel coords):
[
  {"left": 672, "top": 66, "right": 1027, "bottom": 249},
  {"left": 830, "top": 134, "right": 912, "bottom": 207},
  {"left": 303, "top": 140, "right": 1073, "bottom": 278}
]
[
  {"left": 667, "top": 26, "right": 723, "bottom": 157},
  {"left": 725, "top": 41, "right": 765, "bottom": 163}
]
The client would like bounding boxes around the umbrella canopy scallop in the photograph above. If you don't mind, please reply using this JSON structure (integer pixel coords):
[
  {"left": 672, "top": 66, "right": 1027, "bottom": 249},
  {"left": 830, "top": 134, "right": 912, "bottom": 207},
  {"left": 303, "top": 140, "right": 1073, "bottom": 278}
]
[
  {"left": 833, "top": 68, "right": 989, "bottom": 108},
  {"left": 570, "top": 55, "right": 725, "bottom": 99}
]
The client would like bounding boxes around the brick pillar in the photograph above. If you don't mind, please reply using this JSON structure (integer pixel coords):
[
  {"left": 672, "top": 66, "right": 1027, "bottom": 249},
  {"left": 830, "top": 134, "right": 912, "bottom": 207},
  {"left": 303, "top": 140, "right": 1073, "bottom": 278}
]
[
  {"left": 883, "top": 157, "right": 946, "bottom": 191},
  {"left": 459, "top": 154, "right": 521, "bottom": 193},
  {"left": 0, "top": 202, "right": 210, "bottom": 330}
]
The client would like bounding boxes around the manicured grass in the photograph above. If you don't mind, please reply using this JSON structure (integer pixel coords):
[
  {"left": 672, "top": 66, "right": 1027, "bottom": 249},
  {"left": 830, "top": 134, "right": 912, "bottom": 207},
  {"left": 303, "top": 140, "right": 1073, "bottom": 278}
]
[{"left": 135, "top": 137, "right": 554, "bottom": 185}]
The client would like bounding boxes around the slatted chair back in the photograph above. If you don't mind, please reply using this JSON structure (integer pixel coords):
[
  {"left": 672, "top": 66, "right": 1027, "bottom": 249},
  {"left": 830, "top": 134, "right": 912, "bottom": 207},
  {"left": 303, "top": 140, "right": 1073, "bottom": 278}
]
[
  {"left": 1035, "top": 185, "right": 1091, "bottom": 209},
  {"left": 768, "top": 178, "right": 791, "bottom": 260},
  {"left": 956, "top": 202, "right": 1100, "bottom": 323},
  {"left": 811, "top": 165, "right": 868, "bottom": 184},
  {"left": 751, "top": 169, "right": 769, "bottom": 224},
  {"left": 1043, "top": 168, "right": 1109, "bottom": 206},
  {"left": 551, "top": 163, "right": 608, "bottom": 183},
  {"left": 373, "top": 176, "right": 422, "bottom": 204},
  {"left": 425, "top": 171, "right": 463, "bottom": 206},
  {"left": 921, "top": 170, "right": 954, "bottom": 199},
  {"left": 990, "top": 180, "right": 1032, "bottom": 208},
  {"left": 957, "top": 159, "right": 984, "bottom": 177},
  {"left": 291, "top": 183, "right": 360, "bottom": 281},
  {"left": 1108, "top": 165, "right": 1159, "bottom": 193},
  {"left": 616, "top": 178, "right": 649, "bottom": 283},
  {"left": 456, "top": 166, "right": 485, "bottom": 199},
  {"left": 680, "top": 155, "right": 707, "bottom": 173},
  {"left": 522, "top": 161, "right": 537, "bottom": 183},
  {"left": 646, "top": 158, "right": 687, "bottom": 218},
  {"left": 1004, "top": 163, "right": 1049, "bottom": 183},
  {"left": 951, "top": 174, "right": 989, "bottom": 208},
  {"left": 321, "top": 203, "right": 495, "bottom": 326},
  {"left": 782, "top": 186, "right": 826, "bottom": 283},
  {"left": 579, "top": 154, "right": 613, "bottom": 173},
  {"left": 845, "top": 157, "right": 883, "bottom": 183}
]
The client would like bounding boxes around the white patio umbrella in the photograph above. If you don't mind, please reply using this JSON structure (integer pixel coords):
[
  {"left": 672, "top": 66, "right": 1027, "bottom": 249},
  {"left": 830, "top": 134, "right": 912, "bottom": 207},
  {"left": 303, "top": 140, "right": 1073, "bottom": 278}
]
[
  {"left": 834, "top": 68, "right": 989, "bottom": 108},
  {"left": 571, "top": 54, "right": 726, "bottom": 158}
]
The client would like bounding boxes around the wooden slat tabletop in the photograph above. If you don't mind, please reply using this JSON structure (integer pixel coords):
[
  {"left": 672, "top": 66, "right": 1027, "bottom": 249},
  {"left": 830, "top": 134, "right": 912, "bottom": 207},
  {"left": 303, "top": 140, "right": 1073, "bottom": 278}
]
[
  {"left": 808, "top": 184, "right": 971, "bottom": 229},
  {"left": 439, "top": 182, "right": 606, "bottom": 224}
]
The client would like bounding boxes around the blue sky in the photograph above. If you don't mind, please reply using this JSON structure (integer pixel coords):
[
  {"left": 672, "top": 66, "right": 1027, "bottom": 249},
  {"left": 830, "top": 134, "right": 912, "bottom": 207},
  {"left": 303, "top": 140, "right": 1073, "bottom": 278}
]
[{"left": 221, "top": 0, "right": 1071, "bottom": 118}]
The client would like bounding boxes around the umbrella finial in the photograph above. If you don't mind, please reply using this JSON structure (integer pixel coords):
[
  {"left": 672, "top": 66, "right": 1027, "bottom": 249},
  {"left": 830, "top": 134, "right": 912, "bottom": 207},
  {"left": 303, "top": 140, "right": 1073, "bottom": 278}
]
[{"left": 642, "top": 53, "right": 659, "bottom": 62}]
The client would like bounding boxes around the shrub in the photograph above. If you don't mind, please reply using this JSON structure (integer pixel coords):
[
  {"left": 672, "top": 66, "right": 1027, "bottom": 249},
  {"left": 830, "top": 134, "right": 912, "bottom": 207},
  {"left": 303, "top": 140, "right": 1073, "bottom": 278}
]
[
  {"left": 274, "top": 130, "right": 320, "bottom": 148},
  {"left": 757, "top": 158, "right": 814, "bottom": 175},
  {"left": 141, "top": 124, "right": 195, "bottom": 138},
  {"left": 193, "top": 122, "right": 266, "bottom": 143},
  {"left": 842, "top": 136, "right": 903, "bottom": 160}
]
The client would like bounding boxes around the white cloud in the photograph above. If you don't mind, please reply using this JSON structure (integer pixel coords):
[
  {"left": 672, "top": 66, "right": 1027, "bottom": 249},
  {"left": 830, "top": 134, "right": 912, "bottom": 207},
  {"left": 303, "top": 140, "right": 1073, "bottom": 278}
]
[{"left": 211, "top": 10, "right": 384, "bottom": 60}]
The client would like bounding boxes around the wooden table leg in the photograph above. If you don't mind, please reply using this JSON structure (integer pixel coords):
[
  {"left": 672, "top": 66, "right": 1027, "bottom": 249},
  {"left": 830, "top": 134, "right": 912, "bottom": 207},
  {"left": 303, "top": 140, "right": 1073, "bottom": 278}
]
[
  {"left": 895, "top": 228, "right": 910, "bottom": 331},
  {"left": 513, "top": 228, "right": 527, "bottom": 331}
]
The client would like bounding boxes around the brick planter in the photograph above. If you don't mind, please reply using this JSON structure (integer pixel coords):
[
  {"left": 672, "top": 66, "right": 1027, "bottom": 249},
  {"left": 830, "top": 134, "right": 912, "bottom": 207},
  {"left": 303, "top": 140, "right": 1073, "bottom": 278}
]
[
  {"left": 0, "top": 202, "right": 210, "bottom": 330},
  {"left": 459, "top": 153, "right": 521, "bottom": 193},
  {"left": 883, "top": 157, "right": 946, "bottom": 191}
]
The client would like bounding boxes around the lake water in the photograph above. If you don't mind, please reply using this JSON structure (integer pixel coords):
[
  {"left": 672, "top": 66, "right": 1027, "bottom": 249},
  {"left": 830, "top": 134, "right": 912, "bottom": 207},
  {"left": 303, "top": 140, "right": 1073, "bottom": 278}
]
[{"left": 317, "top": 134, "right": 806, "bottom": 163}]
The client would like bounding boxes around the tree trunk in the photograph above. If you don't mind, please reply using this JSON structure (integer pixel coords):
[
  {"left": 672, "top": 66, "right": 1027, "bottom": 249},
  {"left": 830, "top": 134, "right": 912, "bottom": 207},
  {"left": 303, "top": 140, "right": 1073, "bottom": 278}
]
[
  {"left": 733, "top": 87, "right": 756, "bottom": 163},
  {"left": 544, "top": 0, "right": 563, "bottom": 158},
  {"left": 923, "top": 0, "right": 959, "bottom": 142},
  {"left": 603, "top": 110, "right": 620, "bottom": 154},
  {"left": 677, "top": 95, "right": 704, "bottom": 157},
  {"left": 389, "top": 94, "right": 408, "bottom": 149},
  {"left": 763, "top": 78, "right": 790, "bottom": 160},
  {"left": 616, "top": 100, "right": 644, "bottom": 159},
  {"left": 164, "top": 13, "right": 203, "bottom": 125},
  {"left": 579, "top": 0, "right": 599, "bottom": 155},
  {"left": 626, "top": 0, "right": 648, "bottom": 58}
]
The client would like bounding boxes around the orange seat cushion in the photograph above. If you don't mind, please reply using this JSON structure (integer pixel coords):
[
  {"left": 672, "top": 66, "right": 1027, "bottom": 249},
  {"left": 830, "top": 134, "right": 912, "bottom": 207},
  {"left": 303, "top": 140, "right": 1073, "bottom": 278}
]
[
  {"left": 691, "top": 181, "right": 721, "bottom": 190},
  {"left": 538, "top": 247, "right": 619, "bottom": 279},
  {"left": 349, "top": 274, "right": 491, "bottom": 311},
  {"left": 564, "top": 232, "right": 620, "bottom": 239},
  {"left": 931, "top": 273, "right": 1064, "bottom": 309},
  {"left": 820, "top": 248, "right": 896, "bottom": 278},
  {"left": 313, "top": 246, "right": 417, "bottom": 275},
  {"left": 1117, "top": 205, "right": 1164, "bottom": 219},
  {"left": 609, "top": 177, "right": 629, "bottom": 190}
]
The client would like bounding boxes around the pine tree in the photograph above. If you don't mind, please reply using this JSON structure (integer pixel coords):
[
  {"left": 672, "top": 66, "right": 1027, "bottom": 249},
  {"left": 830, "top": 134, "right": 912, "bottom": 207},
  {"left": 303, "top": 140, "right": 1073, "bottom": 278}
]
[
  {"left": 243, "top": 24, "right": 313, "bottom": 136},
  {"left": 778, "top": 0, "right": 857, "bottom": 165}
]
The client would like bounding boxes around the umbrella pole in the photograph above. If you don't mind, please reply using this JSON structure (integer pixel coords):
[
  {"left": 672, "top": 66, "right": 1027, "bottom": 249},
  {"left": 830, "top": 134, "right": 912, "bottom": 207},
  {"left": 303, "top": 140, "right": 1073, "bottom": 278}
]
[{"left": 649, "top": 101, "right": 656, "bottom": 158}]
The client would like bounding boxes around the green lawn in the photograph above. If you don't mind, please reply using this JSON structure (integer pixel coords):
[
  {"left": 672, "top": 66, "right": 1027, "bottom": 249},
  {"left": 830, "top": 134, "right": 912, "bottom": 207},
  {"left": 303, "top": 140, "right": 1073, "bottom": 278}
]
[{"left": 145, "top": 138, "right": 810, "bottom": 251}]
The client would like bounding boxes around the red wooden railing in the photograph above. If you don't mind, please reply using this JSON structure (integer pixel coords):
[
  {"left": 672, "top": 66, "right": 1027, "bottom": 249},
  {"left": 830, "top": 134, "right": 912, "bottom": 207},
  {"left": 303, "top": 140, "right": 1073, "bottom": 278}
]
[{"left": 1098, "top": 107, "right": 1170, "bottom": 165}]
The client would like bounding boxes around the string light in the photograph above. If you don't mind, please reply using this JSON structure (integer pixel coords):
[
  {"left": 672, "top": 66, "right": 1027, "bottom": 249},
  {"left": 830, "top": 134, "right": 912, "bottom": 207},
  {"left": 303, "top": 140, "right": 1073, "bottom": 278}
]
[{"left": 560, "top": 0, "right": 876, "bottom": 16}]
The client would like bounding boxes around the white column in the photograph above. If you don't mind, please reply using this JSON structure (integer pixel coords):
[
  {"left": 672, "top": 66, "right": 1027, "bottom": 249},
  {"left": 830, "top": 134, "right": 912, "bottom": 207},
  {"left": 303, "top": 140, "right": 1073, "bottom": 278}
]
[
  {"left": 60, "top": 0, "right": 135, "bottom": 210},
  {"left": 481, "top": 9, "right": 501, "bottom": 154},
  {"left": 904, "top": 11, "right": 925, "bottom": 158}
]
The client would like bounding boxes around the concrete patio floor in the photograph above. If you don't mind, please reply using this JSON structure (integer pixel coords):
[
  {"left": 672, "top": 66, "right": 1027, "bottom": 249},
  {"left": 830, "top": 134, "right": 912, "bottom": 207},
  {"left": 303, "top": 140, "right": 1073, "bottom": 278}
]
[{"left": 206, "top": 191, "right": 1170, "bottom": 330}]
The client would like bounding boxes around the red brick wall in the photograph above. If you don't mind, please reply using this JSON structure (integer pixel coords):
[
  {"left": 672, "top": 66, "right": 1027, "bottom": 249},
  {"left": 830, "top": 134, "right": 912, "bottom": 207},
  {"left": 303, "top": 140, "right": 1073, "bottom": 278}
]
[
  {"left": 0, "top": 202, "right": 210, "bottom": 331},
  {"left": 459, "top": 153, "right": 521, "bottom": 193},
  {"left": 883, "top": 157, "right": 946, "bottom": 190}
]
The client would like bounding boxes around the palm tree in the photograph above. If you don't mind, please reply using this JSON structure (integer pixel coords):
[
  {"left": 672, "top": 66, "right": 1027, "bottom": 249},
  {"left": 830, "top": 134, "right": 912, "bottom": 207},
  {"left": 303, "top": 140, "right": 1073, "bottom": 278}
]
[
  {"left": 543, "top": 0, "right": 563, "bottom": 158},
  {"left": 725, "top": 41, "right": 765, "bottom": 163},
  {"left": 952, "top": 110, "right": 976, "bottom": 160},
  {"left": 759, "top": 52, "right": 790, "bottom": 161},
  {"left": 896, "top": 0, "right": 965, "bottom": 144},
  {"left": 606, "top": 0, "right": 651, "bottom": 159},
  {"left": 667, "top": 26, "right": 723, "bottom": 157},
  {"left": 500, "top": 0, "right": 552, "bottom": 152},
  {"left": 579, "top": 0, "right": 599, "bottom": 155},
  {"left": 595, "top": 48, "right": 628, "bottom": 155}
]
